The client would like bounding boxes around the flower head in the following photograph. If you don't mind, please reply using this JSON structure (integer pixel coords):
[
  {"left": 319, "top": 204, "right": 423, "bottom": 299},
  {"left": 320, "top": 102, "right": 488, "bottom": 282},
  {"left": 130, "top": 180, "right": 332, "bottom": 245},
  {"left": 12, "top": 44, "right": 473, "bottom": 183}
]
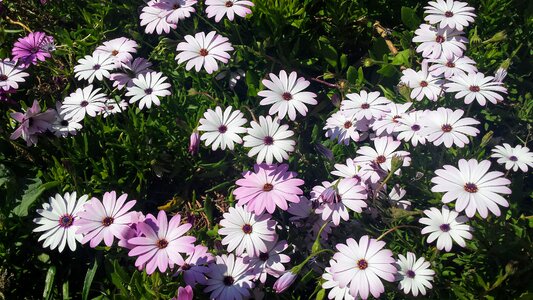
[
  {"left": 395, "top": 110, "right": 428, "bottom": 147},
  {"left": 243, "top": 115, "right": 295, "bottom": 164},
  {"left": 424, "top": 0, "right": 476, "bottom": 31},
  {"left": 400, "top": 62, "right": 443, "bottom": 101},
  {"left": 110, "top": 57, "right": 153, "bottom": 90},
  {"left": 245, "top": 239, "right": 290, "bottom": 283},
  {"left": 205, "top": 0, "right": 254, "bottom": 22},
  {"left": 372, "top": 102, "right": 412, "bottom": 135},
  {"left": 491, "top": 143, "right": 533, "bottom": 172},
  {"left": 177, "top": 245, "right": 214, "bottom": 286},
  {"left": 419, "top": 206, "right": 472, "bottom": 251},
  {"left": 234, "top": 164, "right": 304, "bottom": 215},
  {"left": 354, "top": 136, "right": 411, "bottom": 172},
  {"left": 176, "top": 31, "right": 233, "bottom": 74},
  {"left": 50, "top": 103, "right": 83, "bottom": 137},
  {"left": 420, "top": 107, "right": 479, "bottom": 148},
  {"left": 125, "top": 71, "right": 171, "bottom": 109},
  {"left": 204, "top": 254, "right": 255, "bottom": 300},
  {"left": 12, "top": 31, "right": 54, "bottom": 67},
  {"left": 60, "top": 85, "right": 107, "bottom": 122},
  {"left": 10, "top": 100, "right": 55, "bottom": 146},
  {"left": 396, "top": 252, "right": 435, "bottom": 296},
  {"left": 445, "top": 72, "right": 507, "bottom": 106},
  {"left": 33, "top": 192, "right": 88, "bottom": 252},
  {"left": 413, "top": 24, "right": 467, "bottom": 59},
  {"left": 0, "top": 59, "right": 29, "bottom": 91},
  {"left": 158, "top": 0, "right": 197, "bottom": 24},
  {"left": 322, "top": 263, "right": 355, "bottom": 300},
  {"left": 140, "top": 1, "right": 177, "bottom": 35},
  {"left": 428, "top": 53, "right": 477, "bottom": 78},
  {"left": 198, "top": 106, "right": 248, "bottom": 151},
  {"left": 341, "top": 90, "right": 391, "bottom": 121},
  {"left": 324, "top": 111, "right": 369, "bottom": 144},
  {"left": 95, "top": 37, "right": 138, "bottom": 67},
  {"left": 74, "top": 52, "right": 115, "bottom": 83},
  {"left": 273, "top": 271, "right": 297, "bottom": 293}
]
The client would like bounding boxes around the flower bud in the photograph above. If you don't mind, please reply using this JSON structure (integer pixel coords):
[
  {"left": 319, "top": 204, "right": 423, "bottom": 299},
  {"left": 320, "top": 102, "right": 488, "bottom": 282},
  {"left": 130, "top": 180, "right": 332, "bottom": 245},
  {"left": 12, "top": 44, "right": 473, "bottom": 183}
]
[
  {"left": 273, "top": 271, "right": 297, "bottom": 293},
  {"left": 188, "top": 131, "right": 200, "bottom": 155},
  {"left": 173, "top": 285, "right": 193, "bottom": 300},
  {"left": 363, "top": 58, "right": 375, "bottom": 67}
]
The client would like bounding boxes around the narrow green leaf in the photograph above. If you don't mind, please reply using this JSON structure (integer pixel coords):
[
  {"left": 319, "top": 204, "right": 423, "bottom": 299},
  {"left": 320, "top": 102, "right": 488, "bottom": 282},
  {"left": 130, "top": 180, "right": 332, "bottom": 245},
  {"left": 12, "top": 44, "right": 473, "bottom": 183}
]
[
  {"left": 43, "top": 266, "right": 56, "bottom": 300},
  {"left": 82, "top": 259, "right": 98, "bottom": 300},
  {"left": 12, "top": 180, "right": 60, "bottom": 217}
]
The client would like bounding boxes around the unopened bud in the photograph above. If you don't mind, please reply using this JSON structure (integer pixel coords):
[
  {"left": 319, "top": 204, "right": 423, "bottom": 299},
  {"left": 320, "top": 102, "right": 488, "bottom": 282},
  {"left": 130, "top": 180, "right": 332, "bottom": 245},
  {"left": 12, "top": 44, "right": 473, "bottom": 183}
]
[
  {"left": 363, "top": 58, "right": 375, "bottom": 67},
  {"left": 273, "top": 271, "right": 297, "bottom": 293},
  {"left": 188, "top": 131, "right": 200, "bottom": 155},
  {"left": 484, "top": 31, "right": 507, "bottom": 44}
]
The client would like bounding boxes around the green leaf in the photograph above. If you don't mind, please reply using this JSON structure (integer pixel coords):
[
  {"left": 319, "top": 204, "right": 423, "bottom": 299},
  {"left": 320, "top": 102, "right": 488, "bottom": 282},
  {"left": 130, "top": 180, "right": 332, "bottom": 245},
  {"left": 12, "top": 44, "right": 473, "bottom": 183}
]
[
  {"left": 346, "top": 66, "right": 357, "bottom": 84},
  {"left": 391, "top": 49, "right": 411, "bottom": 66},
  {"left": 377, "top": 64, "right": 397, "bottom": 77},
  {"left": 43, "top": 266, "right": 56, "bottom": 300},
  {"left": 82, "top": 259, "right": 99, "bottom": 300},
  {"left": 12, "top": 179, "right": 60, "bottom": 217},
  {"left": 316, "top": 288, "right": 326, "bottom": 300},
  {"left": 401, "top": 7, "right": 421, "bottom": 30}
]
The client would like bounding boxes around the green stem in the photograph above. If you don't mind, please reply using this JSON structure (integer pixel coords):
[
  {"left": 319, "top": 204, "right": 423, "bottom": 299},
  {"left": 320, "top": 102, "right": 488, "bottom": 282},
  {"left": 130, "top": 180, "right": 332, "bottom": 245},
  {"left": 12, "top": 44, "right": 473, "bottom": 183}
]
[{"left": 376, "top": 225, "right": 419, "bottom": 241}]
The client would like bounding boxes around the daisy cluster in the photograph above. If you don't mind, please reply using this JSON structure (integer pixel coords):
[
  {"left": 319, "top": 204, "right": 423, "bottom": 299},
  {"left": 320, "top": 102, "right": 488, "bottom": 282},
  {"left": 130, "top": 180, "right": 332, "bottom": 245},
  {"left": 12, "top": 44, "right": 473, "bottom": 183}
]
[{"left": 23, "top": 0, "right": 532, "bottom": 299}]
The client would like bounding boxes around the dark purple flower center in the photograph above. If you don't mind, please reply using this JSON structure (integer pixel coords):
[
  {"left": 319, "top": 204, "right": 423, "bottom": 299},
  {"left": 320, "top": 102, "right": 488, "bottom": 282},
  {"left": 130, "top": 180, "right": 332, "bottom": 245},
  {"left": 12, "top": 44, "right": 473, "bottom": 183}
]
[
  {"left": 223, "top": 275, "right": 234, "bottom": 286},
  {"left": 343, "top": 121, "right": 352, "bottom": 129},
  {"left": 376, "top": 155, "right": 387, "bottom": 164},
  {"left": 441, "top": 124, "right": 453, "bottom": 132},
  {"left": 80, "top": 100, "right": 89, "bottom": 107},
  {"left": 357, "top": 259, "right": 368, "bottom": 270},
  {"left": 107, "top": 105, "right": 115, "bottom": 110},
  {"left": 0, "top": 74, "right": 8, "bottom": 81},
  {"left": 446, "top": 61, "right": 455, "bottom": 68},
  {"left": 61, "top": 120, "right": 69, "bottom": 126},
  {"left": 225, "top": 1, "right": 234, "bottom": 7},
  {"left": 145, "top": 88, "right": 153, "bottom": 95},
  {"left": 102, "top": 216, "right": 114, "bottom": 227},
  {"left": 28, "top": 117, "right": 34, "bottom": 127},
  {"left": 30, "top": 47, "right": 39, "bottom": 54},
  {"left": 242, "top": 224, "right": 253, "bottom": 234},
  {"left": 406, "top": 270, "right": 416, "bottom": 278},
  {"left": 469, "top": 85, "right": 480, "bottom": 92},
  {"left": 263, "top": 183, "right": 274, "bottom": 191},
  {"left": 263, "top": 136, "right": 274, "bottom": 145},
  {"left": 93, "top": 64, "right": 101, "bottom": 70},
  {"left": 181, "top": 263, "right": 191, "bottom": 270},
  {"left": 436, "top": 35, "right": 445, "bottom": 43},
  {"left": 464, "top": 182, "right": 478, "bottom": 193},
  {"left": 173, "top": 3, "right": 181, "bottom": 9},
  {"left": 420, "top": 81, "right": 428, "bottom": 87},
  {"left": 439, "top": 224, "right": 450, "bottom": 232},
  {"left": 282, "top": 92, "right": 293, "bottom": 101},
  {"left": 218, "top": 125, "right": 228, "bottom": 133},
  {"left": 411, "top": 124, "right": 421, "bottom": 131},
  {"left": 259, "top": 252, "right": 269, "bottom": 261},
  {"left": 509, "top": 155, "right": 518, "bottom": 161},
  {"left": 199, "top": 48, "right": 209, "bottom": 56},
  {"left": 361, "top": 103, "right": 370, "bottom": 109},
  {"left": 157, "top": 239, "right": 169, "bottom": 249},
  {"left": 445, "top": 11, "right": 454, "bottom": 17},
  {"left": 111, "top": 50, "right": 119, "bottom": 56},
  {"left": 58, "top": 214, "right": 74, "bottom": 228},
  {"left": 392, "top": 115, "right": 401, "bottom": 123}
]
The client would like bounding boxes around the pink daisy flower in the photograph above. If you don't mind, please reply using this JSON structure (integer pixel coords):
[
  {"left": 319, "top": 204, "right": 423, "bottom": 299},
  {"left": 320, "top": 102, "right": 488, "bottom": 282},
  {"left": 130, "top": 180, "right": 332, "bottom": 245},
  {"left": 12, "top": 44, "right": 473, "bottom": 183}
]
[
  {"left": 204, "top": 254, "right": 255, "bottom": 300},
  {"left": 400, "top": 62, "right": 444, "bottom": 101},
  {"left": 218, "top": 205, "right": 277, "bottom": 256},
  {"left": 175, "top": 31, "right": 233, "bottom": 74},
  {"left": 76, "top": 191, "right": 137, "bottom": 247},
  {"left": 158, "top": 0, "right": 197, "bottom": 24},
  {"left": 245, "top": 239, "right": 291, "bottom": 283},
  {"left": 322, "top": 262, "right": 356, "bottom": 300},
  {"left": 354, "top": 136, "right": 411, "bottom": 172},
  {"left": 431, "top": 159, "right": 511, "bottom": 218},
  {"left": 258, "top": 70, "right": 317, "bottom": 121},
  {"left": 420, "top": 107, "right": 479, "bottom": 148},
  {"left": 341, "top": 90, "right": 391, "bottom": 121},
  {"left": 12, "top": 31, "right": 55, "bottom": 67},
  {"left": 10, "top": 100, "right": 55, "bottom": 146},
  {"left": 95, "top": 37, "right": 138, "bottom": 67},
  {"left": 205, "top": 0, "right": 254, "bottom": 22},
  {"left": 331, "top": 158, "right": 378, "bottom": 185},
  {"left": 330, "top": 235, "right": 397, "bottom": 299},
  {"left": 128, "top": 210, "right": 196, "bottom": 274},
  {"left": 140, "top": 1, "right": 177, "bottom": 35},
  {"left": 419, "top": 206, "right": 472, "bottom": 251},
  {"left": 413, "top": 24, "right": 467, "bottom": 59},
  {"left": 311, "top": 179, "right": 368, "bottom": 226},
  {"left": 176, "top": 245, "right": 214, "bottom": 286},
  {"left": 428, "top": 53, "right": 477, "bottom": 78},
  {"left": 233, "top": 164, "right": 304, "bottom": 215},
  {"left": 424, "top": 0, "right": 476, "bottom": 31},
  {"left": 0, "top": 59, "right": 29, "bottom": 91},
  {"left": 445, "top": 72, "right": 508, "bottom": 106},
  {"left": 371, "top": 102, "right": 412, "bottom": 135}
]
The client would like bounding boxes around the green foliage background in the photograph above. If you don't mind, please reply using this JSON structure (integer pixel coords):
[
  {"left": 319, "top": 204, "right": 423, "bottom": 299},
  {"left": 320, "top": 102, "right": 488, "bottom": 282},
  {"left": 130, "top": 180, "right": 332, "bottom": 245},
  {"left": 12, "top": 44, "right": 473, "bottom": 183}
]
[{"left": 0, "top": 0, "right": 532, "bottom": 299}]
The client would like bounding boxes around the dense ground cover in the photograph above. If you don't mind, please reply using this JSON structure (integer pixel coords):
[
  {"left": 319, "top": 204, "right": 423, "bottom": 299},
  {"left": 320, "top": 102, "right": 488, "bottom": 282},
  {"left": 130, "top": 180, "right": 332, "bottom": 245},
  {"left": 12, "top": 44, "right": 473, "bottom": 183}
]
[{"left": 0, "top": 0, "right": 532, "bottom": 299}]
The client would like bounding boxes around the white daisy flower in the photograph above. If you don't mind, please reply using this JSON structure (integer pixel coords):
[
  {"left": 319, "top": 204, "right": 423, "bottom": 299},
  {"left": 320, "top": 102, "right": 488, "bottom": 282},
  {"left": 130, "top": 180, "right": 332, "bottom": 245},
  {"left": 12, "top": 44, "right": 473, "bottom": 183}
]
[
  {"left": 341, "top": 90, "right": 391, "bottom": 121},
  {"left": 419, "top": 206, "right": 473, "bottom": 252},
  {"left": 73, "top": 52, "right": 115, "bottom": 83},
  {"left": 354, "top": 136, "right": 411, "bottom": 172},
  {"left": 420, "top": 107, "right": 479, "bottom": 148},
  {"left": 159, "top": 0, "right": 197, "bottom": 24},
  {"left": 258, "top": 70, "right": 317, "bottom": 121},
  {"left": 245, "top": 239, "right": 290, "bottom": 283},
  {"left": 94, "top": 37, "right": 138, "bottom": 67},
  {"left": 324, "top": 111, "right": 369, "bottom": 144},
  {"left": 424, "top": 0, "right": 476, "bottom": 31},
  {"left": 372, "top": 102, "right": 412, "bottom": 135},
  {"left": 243, "top": 115, "right": 295, "bottom": 164},
  {"left": 331, "top": 158, "right": 374, "bottom": 185},
  {"left": 205, "top": 0, "right": 254, "bottom": 22},
  {"left": 395, "top": 110, "right": 428, "bottom": 147},
  {"left": 101, "top": 98, "right": 128, "bottom": 117},
  {"left": 175, "top": 31, "right": 234, "bottom": 74},
  {"left": 0, "top": 59, "right": 29, "bottom": 91},
  {"left": 400, "top": 62, "right": 444, "bottom": 101},
  {"left": 445, "top": 72, "right": 507, "bottom": 106},
  {"left": 204, "top": 254, "right": 255, "bottom": 300},
  {"left": 125, "top": 71, "right": 171, "bottom": 110},
  {"left": 322, "top": 262, "right": 355, "bottom": 300},
  {"left": 491, "top": 143, "right": 533, "bottom": 172},
  {"left": 33, "top": 192, "right": 89, "bottom": 252},
  {"left": 198, "top": 106, "right": 248, "bottom": 150},
  {"left": 218, "top": 205, "right": 277, "bottom": 256},
  {"left": 396, "top": 252, "right": 435, "bottom": 297},
  {"left": 51, "top": 103, "right": 83, "bottom": 137},
  {"left": 60, "top": 85, "right": 107, "bottom": 122},
  {"left": 413, "top": 24, "right": 467, "bottom": 59},
  {"left": 428, "top": 53, "right": 477, "bottom": 78}
]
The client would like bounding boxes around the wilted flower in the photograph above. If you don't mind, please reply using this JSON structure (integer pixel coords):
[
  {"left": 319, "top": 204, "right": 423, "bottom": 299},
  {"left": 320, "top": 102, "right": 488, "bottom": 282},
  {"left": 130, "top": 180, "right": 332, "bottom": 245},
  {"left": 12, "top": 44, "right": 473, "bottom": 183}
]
[{"left": 10, "top": 100, "right": 55, "bottom": 146}]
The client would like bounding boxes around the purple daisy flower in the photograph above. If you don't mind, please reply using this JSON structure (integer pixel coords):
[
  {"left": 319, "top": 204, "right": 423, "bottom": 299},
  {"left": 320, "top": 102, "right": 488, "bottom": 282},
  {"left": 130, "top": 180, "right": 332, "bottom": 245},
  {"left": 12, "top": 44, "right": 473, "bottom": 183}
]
[
  {"left": 128, "top": 210, "right": 196, "bottom": 274},
  {"left": 12, "top": 31, "right": 55, "bottom": 67}
]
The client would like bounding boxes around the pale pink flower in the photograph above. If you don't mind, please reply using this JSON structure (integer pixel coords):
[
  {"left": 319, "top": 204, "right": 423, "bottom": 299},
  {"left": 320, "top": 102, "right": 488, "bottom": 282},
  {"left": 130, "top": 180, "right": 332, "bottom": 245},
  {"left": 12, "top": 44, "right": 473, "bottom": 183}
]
[
  {"left": 218, "top": 205, "right": 277, "bottom": 256},
  {"left": 428, "top": 53, "right": 477, "bottom": 78},
  {"left": 273, "top": 271, "right": 297, "bottom": 293},
  {"left": 330, "top": 236, "right": 397, "bottom": 299},
  {"left": 140, "top": 1, "right": 177, "bottom": 35},
  {"left": 204, "top": 254, "right": 255, "bottom": 300},
  {"left": 354, "top": 136, "right": 411, "bottom": 172},
  {"left": 341, "top": 90, "right": 391, "bottom": 121},
  {"left": 324, "top": 111, "right": 369, "bottom": 144},
  {"left": 331, "top": 158, "right": 382, "bottom": 184},
  {"left": 322, "top": 262, "right": 355, "bottom": 300},
  {"left": 419, "top": 206, "right": 472, "bottom": 251},
  {"left": 76, "top": 191, "right": 137, "bottom": 247},
  {"left": 258, "top": 70, "right": 317, "bottom": 121},
  {"left": 400, "top": 62, "right": 444, "bottom": 101},
  {"left": 128, "top": 211, "right": 196, "bottom": 274},
  {"left": 372, "top": 103, "right": 412, "bottom": 135},
  {"left": 424, "top": 0, "right": 476, "bottom": 31},
  {"left": 445, "top": 72, "right": 507, "bottom": 106},
  {"left": 175, "top": 31, "right": 233, "bottom": 74},
  {"left": 188, "top": 130, "right": 200, "bottom": 155},
  {"left": 110, "top": 57, "right": 153, "bottom": 90},
  {"left": 95, "top": 37, "right": 138, "bottom": 66},
  {"left": 287, "top": 196, "right": 313, "bottom": 223},
  {"left": 10, "top": 100, "right": 55, "bottom": 146},
  {"left": 491, "top": 143, "right": 533, "bottom": 172},
  {"left": 233, "top": 164, "right": 304, "bottom": 215},
  {"left": 413, "top": 24, "right": 467, "bottom": 59},
  {"left": 431, "top": 159, "right": 511, "bottom": 218},
  {"left": 245, "top": 239, "right": 291, "bottom": 283},
  {"left": 173, "top": 286, "right": 193, "bottom": 300},
  {"left": 420, "top": 107, "right": 479, "bottom": 148},
  {"left": 205, "top": 0, "right": 254, "bottom": 22},
  {"left": 159, "top": 0, "right": 197, "bottom": 24}
]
